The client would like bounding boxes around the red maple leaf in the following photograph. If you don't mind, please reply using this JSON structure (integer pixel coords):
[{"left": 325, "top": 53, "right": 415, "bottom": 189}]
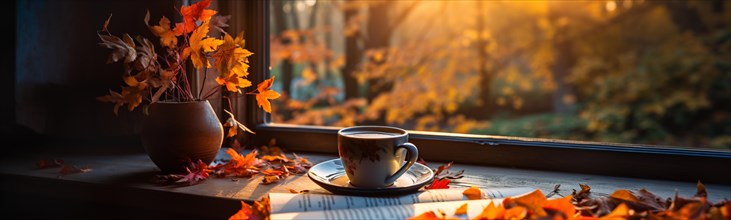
[
  {"left": 177, "top": 160, "right": 210, "bottom": 185},
  {"left": 173, "top": 0, "right": 217, "bottom": 35},
  {"left": 425, "top": 178, "right": 451, "bottom": 189}
]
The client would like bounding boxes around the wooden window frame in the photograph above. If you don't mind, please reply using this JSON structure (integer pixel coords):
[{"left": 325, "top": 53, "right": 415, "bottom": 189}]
[{"left": 230, "top": 0, "right": 731, "bottom": 185}]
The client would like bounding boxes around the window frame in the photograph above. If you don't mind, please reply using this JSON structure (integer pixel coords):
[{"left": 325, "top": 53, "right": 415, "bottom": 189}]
[{"left": 234, "top": 0, "right": 731, "bottom": 185}]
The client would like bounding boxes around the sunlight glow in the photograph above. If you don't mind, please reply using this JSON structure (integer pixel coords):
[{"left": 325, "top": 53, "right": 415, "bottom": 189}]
[
  {"left": 304, "top": 0, "right": 317, "bottom": 7},
  {"left": 605, "top": 1, "right": 617, "bottom": 12}
]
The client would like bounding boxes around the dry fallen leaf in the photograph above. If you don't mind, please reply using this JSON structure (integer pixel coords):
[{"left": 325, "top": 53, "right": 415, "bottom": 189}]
[
  {"left": 543, "top": 195, "right": 576, "bottom": 219},
  {"left": 454, "top": 203, "right": 468, "bottom": 216},
  {"left": 176, "top": 160, "right": 210, "bottom": 185},
  {"left": 407, "top": 211, "right": 442, "bottom": 220},
  {"left": 425, "top": 178, "right": 451, "bottom": 190},
  {"left": 504, "top": 206, "right": 528, "bottom": 220},
  {"left": 229, "top": 197, "right": 270, "bottom": 220},
  {"left": 474, "top": 201, "right": 505, "bottom": 220},
  {"left": 462, "top": 186, "right": 481, "bottom": 200},
  {"left": 223, "top": 148, "right": 261, "bottom": 177},
  {"left": 504, "top": 189, "right": 548, "bottom": 217},
  {"left": 411, "top": 182, "right": 728, "bottom": 220}
]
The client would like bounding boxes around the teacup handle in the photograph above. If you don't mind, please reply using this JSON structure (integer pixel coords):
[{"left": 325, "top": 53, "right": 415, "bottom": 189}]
[{"left": 385, "top": 142, "right": 418, "bottom": 185}]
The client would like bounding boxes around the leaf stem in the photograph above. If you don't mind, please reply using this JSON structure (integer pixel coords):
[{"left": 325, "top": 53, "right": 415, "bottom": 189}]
[
  {"left": 202, "top": 87, "right": 219, "bottom": 100},
  {"left": 198, "top": 67, "right": 209, "bottom": 99}
]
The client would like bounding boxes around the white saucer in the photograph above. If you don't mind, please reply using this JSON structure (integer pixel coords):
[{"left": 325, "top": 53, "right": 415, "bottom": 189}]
[{"left": 307, "top": 158, "right": 434, "bottom": 196}]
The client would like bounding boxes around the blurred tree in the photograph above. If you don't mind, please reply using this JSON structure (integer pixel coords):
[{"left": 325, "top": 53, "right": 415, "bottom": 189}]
[{"left": 270, "top": 0, "right": 731, "bottom": 149}]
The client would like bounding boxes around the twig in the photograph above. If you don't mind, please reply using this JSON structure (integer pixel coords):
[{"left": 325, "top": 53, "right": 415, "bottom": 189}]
[
  {"left": 198, "top": 67, "right": 209, "bottom": 99},
  {"left": 202, "top": 86, "right": 220, "bottom": 100}
]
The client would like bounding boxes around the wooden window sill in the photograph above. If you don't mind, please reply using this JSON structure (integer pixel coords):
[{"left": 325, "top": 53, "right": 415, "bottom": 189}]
[{"left": 1, "top": 146, "right": 729, "bottom": 219}]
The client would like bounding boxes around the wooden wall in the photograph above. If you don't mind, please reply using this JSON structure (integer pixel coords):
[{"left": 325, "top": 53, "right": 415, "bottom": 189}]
[{"left": 13, "top": 0, "right": 177, "bottom": 140}]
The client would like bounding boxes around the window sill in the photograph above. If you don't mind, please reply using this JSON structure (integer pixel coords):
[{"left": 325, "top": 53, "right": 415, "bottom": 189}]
[{"left": 1, "top": 145, "right": 729, "bottom": 218}]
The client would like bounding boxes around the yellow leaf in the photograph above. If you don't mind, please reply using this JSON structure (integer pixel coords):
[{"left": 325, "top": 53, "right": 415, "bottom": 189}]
[
  {"left": 146, "top": 14, "right": 177, "bottom": 48},
  {"left": 301, "top": 67, "right": 317, "bottom": 85},
  {"left": 123, "top": 75, "right": 139, "bottom": 87},
  {"left": 188, "top": 22, "right": 223, "bottom": 69},
  {"left": 200, "top": 38, "right": 223, "bottom": 52},
  {"left": 216, "top": 76, "right": 252, "bottom": 93},
  {"left": 213, "top": 32, "right": 252, "bottom": 80},
  {"left": 120, "top": 84, "right": 146, "bottom": 112},
  {"left": 182, "top": 47, "right": 191, "bottom": 60},
  {"left": 232, "top": 62, "right": 250, "bottom": 77}
]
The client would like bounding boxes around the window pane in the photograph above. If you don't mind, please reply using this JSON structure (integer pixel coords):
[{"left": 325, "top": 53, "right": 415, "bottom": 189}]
[{"left": 268, "top": 0, "right": 731, "bottom": 150}]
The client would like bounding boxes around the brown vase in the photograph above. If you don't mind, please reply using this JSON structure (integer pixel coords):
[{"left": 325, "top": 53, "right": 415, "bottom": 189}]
[{"left": 141, "top": 100, "right": 223, "bottom": 174}]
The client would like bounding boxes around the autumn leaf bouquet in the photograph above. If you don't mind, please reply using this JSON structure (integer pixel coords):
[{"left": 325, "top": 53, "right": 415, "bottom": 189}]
[{"left": 96, "top": 0, "right": 279, "bottom": 117}]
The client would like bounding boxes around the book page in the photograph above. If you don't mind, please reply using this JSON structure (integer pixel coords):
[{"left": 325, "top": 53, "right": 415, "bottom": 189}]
[
  {"left": 269, "top": 187, "right": 533, "bottom": 214},
  {"left": 271, "top": 199, "right": 506, "bottom": 220}
]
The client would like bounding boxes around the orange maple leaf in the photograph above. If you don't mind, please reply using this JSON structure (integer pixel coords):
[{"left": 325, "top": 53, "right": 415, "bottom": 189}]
[
  {"left": 174, "top": 0, "right": 217, "bottom": 36},
  {"left": 543, "top": 196, "right": 576, "bottom": 219},
  {"left": 504, "top": 206, "right": 528, "bottom": 220},
  {"left": 229, "top": 197, "right": 270, "bottom": 220},
  {"left": 474, "top": 201, "right": 506, "bottom": 220},
  {"left": 255, "top": 76, "right": 281, "bottom": 113},
  {"left": 144, "top": 11, "right": 177, "bottom": 48},
  {"left": 504, "top": 189, "right": 548, "bottom": 217},
  {"left": 260, "top": 168, "right": 286, "bottom": 176},
  {"left": 224, "top": 148, "right": 260, "bottom": 177},
  {"left": 261, "top": 175, "right": 281, "bottom": 185},
  {"left": 260, "top": 155, "right": 289, "bottom": 162},
  {"left": 454, "top": 203, "right": 468, "bottom": 216},
  {"left": 407, "top": 211, "right": 442, "bottom": 220},
  {"left": 462, "top": 186, "right": 482, "bottom": 200}
]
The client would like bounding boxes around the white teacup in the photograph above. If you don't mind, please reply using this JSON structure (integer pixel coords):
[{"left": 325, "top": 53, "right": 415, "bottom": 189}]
[{"left": 338, "top": 126, "right": 419, "bottom": 188}]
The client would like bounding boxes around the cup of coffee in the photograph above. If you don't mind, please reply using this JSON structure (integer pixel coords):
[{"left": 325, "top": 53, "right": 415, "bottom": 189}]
[{"left": 337, "top": 126, "right": 418, "bottom": 188}]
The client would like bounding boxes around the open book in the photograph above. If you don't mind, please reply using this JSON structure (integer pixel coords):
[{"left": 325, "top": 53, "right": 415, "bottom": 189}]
[{"left": 269, "top": 187, "right": 535, "bottom": 219}]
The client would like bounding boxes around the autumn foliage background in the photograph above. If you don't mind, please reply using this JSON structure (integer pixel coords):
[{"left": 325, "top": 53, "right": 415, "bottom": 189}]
[{"left": 268, "top": 0, "right": 731, "bottom": 150}]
